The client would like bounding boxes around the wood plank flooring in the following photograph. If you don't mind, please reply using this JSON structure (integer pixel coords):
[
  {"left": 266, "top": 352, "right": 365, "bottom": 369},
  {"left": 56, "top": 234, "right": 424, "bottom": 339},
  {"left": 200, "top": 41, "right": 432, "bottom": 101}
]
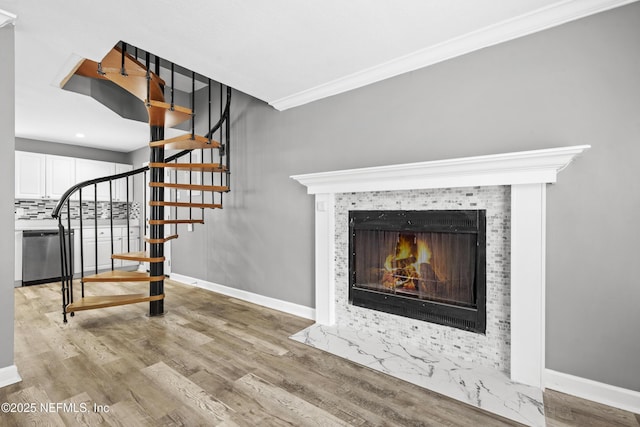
[{"left": 1, "top": 279, "right": 638, "bottom": 426}]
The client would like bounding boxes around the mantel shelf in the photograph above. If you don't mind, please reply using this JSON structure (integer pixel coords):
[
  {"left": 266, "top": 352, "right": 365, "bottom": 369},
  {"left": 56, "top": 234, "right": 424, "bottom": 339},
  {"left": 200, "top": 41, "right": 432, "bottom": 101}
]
[{"left": 291, "top": 145, "right": 590, "bottom": 194}]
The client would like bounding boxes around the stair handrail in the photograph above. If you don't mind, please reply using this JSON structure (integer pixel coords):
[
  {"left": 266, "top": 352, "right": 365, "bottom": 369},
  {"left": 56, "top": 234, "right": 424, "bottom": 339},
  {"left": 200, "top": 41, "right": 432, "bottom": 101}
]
[
  {"left": 51, "top": 166, "right": 147, "bottom": 219},
  {"left": 51, "top": 88, "right": 230, "bottom": 220}
]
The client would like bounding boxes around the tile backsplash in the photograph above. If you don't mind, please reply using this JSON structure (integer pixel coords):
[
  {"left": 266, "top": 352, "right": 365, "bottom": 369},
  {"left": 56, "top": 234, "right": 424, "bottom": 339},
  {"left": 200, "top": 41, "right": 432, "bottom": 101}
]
[{"left": 15, "top": 199, "right": 140, "bottom": 221}]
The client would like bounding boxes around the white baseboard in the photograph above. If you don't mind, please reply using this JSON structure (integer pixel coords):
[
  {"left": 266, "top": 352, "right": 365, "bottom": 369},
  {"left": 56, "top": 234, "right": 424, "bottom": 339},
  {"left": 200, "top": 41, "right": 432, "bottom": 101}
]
[
  {"left": 0, "top": 365, "right": 22, "bottom": 389},
  {"left": 545, "top": 369, "right": 640, "bottom": 414},
  {"left": 170, "top": 273, "right": 316, "bottom": 321}
]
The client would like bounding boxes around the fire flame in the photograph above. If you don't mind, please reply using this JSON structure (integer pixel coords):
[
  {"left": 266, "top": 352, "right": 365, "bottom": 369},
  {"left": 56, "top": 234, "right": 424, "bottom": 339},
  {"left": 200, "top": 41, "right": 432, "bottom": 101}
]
[
  {"left": 382, "top": 235, "right": 433, "bottom": 291},
  {"left": 416, "top": 240, "right": 432, "bottom": 265}
]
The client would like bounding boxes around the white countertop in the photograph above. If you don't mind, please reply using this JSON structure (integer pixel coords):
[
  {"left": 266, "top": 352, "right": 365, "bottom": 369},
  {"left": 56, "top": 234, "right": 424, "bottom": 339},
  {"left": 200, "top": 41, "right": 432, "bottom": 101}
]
[{"left": 15, "top": 219, "right": 138, "bottom": 231}]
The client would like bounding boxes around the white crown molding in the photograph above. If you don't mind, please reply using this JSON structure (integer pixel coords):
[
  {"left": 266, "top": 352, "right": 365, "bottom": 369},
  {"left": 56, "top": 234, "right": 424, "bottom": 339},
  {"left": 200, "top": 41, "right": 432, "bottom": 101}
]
[
  {"left": 270, "top": 0, "right": 637, "bottom": 111},
  {"left": 0, "top": 9, "right": 17, "bottom": 28},
  {"left": 291, "top": 145, "right": 590, "bottom": 195}
]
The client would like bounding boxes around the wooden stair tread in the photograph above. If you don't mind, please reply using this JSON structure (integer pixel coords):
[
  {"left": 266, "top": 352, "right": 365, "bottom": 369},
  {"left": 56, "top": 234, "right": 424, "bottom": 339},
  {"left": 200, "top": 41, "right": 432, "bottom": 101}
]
[
  {"left": 149, "top": 201, "right": 223, "bottom": 209},
  {"left": 149, "top": 133, "right": 221, "bottom": 150},
  {"left": 73, "top": 48, "right": 191, "bottom": 128},
  {"left": 149, "top": 182, "right": 229, "bottom": 192},
  {"left": 83, "top": 270, "right": 164, "bottom": 283},
  {"left": 111, "top": 251, "right": 165, "bottom": 263},
  {"left": 147, "top": 100, "right": 194, "bottom": 129},
  {"left": 73, "top": 59, "right": 110, "bottom": 82},
  {"left": 145, "top": 234, "right": 179, "bottom": 244},
  {"left": 150, "top": 162, "right": 226, "bottom": 172},
  {"left": 100, "top": 47, "right": 160, "bottom": 79},
  {"left": 66, "top": 293, "right": 164, "bottom": 313},
  {"left": 149, "top": 219, "right": 205, "bottom": 225},
  {"left": 75, "top": 48, "right": 165, "bottom": 105},
  {"left": 147, "top": 100, "right": 191, "bottom": 115}
]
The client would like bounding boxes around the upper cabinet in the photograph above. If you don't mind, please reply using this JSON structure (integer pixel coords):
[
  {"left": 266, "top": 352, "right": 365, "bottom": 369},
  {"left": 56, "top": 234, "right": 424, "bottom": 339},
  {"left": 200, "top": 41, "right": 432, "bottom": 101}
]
[
  {"left": 45, "top": 155, "right": 76, "bottom": 200},
  {"left": 114, "top": 163, "right": 134, "bottom": 202},
  {"left": 75, "top": 158, "right": 115, "bottom": 202},
  {"left": 15, "top": 151, "right": 132, "bottom": 202},
  {"left": 15, "top": 151, "right": 46, "bottom": 199}
]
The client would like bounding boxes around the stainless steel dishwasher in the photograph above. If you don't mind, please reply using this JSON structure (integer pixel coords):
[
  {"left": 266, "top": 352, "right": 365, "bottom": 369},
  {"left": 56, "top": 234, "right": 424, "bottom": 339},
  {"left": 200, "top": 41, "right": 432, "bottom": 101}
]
[{"left": 22, "top": 229, "right": 73, "bottom": 286}]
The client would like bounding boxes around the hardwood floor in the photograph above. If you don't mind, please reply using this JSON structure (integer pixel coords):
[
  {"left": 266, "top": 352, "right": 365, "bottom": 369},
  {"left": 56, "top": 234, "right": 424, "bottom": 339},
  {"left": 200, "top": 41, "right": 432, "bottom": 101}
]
[{"left": 1, "top": 279, "right": 638, "bottom": 426}]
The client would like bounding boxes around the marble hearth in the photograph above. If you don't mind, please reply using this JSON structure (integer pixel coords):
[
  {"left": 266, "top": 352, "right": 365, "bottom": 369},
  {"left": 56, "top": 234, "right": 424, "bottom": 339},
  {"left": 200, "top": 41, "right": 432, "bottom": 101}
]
[{"left": 290, "top": 146, "right": 588, "bottom": 426}]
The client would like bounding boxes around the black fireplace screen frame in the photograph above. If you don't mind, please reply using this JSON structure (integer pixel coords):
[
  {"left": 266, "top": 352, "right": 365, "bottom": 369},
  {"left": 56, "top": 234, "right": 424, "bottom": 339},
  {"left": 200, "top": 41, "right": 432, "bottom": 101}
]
[{"left": 349, "top": 210, "right": 486, "bottom": 334}]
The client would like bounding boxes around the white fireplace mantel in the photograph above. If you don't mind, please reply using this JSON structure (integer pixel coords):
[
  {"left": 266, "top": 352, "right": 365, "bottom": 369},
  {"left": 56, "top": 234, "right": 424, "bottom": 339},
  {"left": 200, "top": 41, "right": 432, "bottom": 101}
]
[
  {"left": 0, "top": 9, "right": 17, "bottom": 28},
  {"left": 291, "top": 145, "right": 589, "bottom": 389}
]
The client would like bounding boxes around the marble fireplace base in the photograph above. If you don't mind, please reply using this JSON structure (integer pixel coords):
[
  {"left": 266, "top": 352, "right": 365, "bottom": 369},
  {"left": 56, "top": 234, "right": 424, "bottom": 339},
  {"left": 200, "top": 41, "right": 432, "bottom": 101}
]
[{"left": 291, "top": 323, "right": 545, "bottom": 427}]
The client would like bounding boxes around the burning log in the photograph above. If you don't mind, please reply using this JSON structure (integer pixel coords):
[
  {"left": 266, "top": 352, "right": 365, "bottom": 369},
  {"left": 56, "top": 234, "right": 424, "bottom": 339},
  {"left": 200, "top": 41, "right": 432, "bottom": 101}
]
[
  {"left": 418, "top": 263, "right": 439, "bottom": 294},
  {"left": 393, "top": 256, "right": 416, "bottom": 269}
]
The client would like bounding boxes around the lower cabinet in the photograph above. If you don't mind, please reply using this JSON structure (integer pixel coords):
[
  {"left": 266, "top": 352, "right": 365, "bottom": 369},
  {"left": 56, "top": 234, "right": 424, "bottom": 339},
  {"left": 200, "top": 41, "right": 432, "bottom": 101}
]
[
  {"left": 119, "top": 227, "right": 140, "bottom": 268},
  {"left": 15, "top": 231, "right": 22, "bottom": 284},
  {"left": 75, "top": 225, "right": 140, "bottom": 274}
]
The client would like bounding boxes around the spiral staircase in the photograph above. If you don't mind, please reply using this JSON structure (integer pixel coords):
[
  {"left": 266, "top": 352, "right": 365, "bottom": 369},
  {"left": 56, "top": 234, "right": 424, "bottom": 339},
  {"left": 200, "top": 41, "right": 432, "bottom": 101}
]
[{"left": 52, "top": 42, "right": 231, "bottom": 323}]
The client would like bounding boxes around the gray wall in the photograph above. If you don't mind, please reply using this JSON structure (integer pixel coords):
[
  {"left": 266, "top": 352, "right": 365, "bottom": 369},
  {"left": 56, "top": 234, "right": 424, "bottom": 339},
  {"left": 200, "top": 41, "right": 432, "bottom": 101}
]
[
  {"left": 175, "top": 4, "right": 640, "bottom": 391},
  {"left": 16, "top": 137, "right": 131, "bottom": 164},
  {"left": 0, "top": 25, "right": 16, "bottom": 370}
]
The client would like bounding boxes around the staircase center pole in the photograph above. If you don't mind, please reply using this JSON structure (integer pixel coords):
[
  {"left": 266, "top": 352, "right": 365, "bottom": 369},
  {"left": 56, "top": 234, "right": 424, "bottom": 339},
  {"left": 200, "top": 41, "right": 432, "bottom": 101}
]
[{"left": 149, "top": 124, "right": 165, "bottom": 316}]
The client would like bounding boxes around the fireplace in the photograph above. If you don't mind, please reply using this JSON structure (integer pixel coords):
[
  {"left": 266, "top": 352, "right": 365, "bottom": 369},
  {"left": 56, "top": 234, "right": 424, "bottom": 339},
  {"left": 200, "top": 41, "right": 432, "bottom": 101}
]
[
  {"left": 291, "top": 145, "right": 589, "bottom": 388},
  {"left": 349, "top": 210, "right": 486, "bottom": 333}
]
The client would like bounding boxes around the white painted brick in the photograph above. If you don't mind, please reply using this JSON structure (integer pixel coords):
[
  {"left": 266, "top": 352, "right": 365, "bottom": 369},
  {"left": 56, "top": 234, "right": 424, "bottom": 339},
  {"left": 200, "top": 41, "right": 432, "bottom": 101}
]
[{"left": 334, "top": 186, "right": 511, "bottom": 372}]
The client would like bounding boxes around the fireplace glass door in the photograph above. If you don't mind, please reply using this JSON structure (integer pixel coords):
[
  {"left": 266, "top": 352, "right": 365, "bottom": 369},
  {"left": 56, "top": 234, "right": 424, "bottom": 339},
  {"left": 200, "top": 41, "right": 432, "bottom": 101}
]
[
  {"left": 349, "top": 210, "right": 486, "bottom": 333},
  {"left": 354, "top": 230, "right": 477, "bottom": 307}
]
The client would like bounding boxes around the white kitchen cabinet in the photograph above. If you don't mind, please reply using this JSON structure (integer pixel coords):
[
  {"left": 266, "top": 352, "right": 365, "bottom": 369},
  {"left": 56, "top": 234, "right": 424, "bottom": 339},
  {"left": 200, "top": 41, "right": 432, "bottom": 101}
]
[
  {"left": 14, "top": 231, "right": 22, "bottom": 283},
  {"left": 75, "top": 159, "right": 115, "bottom": 202},
  {"left": 119, "top": 226, "right": 140, "bottom": 268},
  {"left": 114, "top": 163, "right": 134, "bottom": 202},
  {"left": 82, "top": 227, "right": 116, "bottom": 272},
  {"left": 15, "top": 151, "right": 46, "bottom": 199},
  {"left": 15, "top": 152, "right": 134, "bottom": 203},
  {"left": 73, "top": 229, "right": 81, "bottom": 275},
  {"left": 46, "top": 155, "right": 76, "bottom": 200},
  {"left": 75, "top": 226, "right": 140, "bottom": 273}
]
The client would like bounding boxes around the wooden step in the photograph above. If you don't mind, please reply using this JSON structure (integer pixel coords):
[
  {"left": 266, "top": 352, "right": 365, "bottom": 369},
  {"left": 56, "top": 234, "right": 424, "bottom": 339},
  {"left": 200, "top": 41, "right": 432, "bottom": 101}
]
[
  {"left": 82, "top": 270, "right": 164, "bottom": 283},
  {"left": 111, "top": 251, "right": 164, "bottom": 263},
  {"left": 66, "top": 293, "right": 164, "bottom": 313},
  {"left": 146, "top": 100, "right": 193, "bottom": 128},
  {"left": 149, "top": 201, "right": 223, "bottom": 209},
  {"left": 99, "top": 46, "right": 159, "bottom": 79},
  {"left": 150, "top": 162, "right": 226, "bottom": 172},
  {"left": 149, "top": 133, "right": 221, "bottom": 150},
  {"left": 147, "top": 100, "right": 191, "bottom": 115},
  {"left": 148, "top": 219, "right": 205, "bottom": 225},
  {"left": 145, "top": 234, "right": 179, "bottom": 244},
  {"left": 149, "top": 182, "right": 229, "bottom": 192},
  {"left": 75, "top": 47, "right": 165, "bottom": 105},
  {"left": 74, "top": 47, "right": 191, "bottom": 128}
]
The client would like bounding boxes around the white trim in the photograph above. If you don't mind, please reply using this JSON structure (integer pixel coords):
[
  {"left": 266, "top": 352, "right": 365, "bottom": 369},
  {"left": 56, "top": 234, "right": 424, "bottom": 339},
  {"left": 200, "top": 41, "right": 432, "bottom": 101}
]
[
  {"left": 314, "top": 194, "right": 336, "bottom": 325},
  {"left": 545, "top": 369, "right": 640, "bottom": 414},
  {"left": 0, "top": 9, "right": 17, "bottom": 28},
  {"left": 510, "top": 184, "right": 546, "bottom": 388},
  {"left": 291, "top": 145, "right": 590, "bottom": 195},
  {"left": 270, "top": 0, "right": 637, "bottom": 110},
  {"left": 0, "top": 365, "right": 22, "bottom": 389},
  {"left": 170, "top": 273, "right": 315, "bottom": 320},
  {"left": 291, "top": 146, "right": 589, "bottom": 389}
]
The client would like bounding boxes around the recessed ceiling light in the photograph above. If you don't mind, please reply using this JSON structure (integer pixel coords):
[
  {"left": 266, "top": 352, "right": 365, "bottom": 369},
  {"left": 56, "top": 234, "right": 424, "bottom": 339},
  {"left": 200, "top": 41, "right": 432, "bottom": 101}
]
[{"left": 75, "top": 133, "right": 85, "bottom": 138}]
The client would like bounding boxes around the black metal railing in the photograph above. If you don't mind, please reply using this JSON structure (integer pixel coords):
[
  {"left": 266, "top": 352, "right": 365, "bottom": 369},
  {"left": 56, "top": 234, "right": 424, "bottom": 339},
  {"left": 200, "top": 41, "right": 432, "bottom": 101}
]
[{"left": 52, "top": 43, "right": 232, "bottom": 322}]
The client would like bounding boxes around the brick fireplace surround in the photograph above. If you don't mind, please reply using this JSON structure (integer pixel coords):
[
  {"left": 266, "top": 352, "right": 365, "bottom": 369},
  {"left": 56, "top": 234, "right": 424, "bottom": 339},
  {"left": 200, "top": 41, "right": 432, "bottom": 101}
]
[{"left": 291, "top": 145, "right": 589, "bottom": 423}]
